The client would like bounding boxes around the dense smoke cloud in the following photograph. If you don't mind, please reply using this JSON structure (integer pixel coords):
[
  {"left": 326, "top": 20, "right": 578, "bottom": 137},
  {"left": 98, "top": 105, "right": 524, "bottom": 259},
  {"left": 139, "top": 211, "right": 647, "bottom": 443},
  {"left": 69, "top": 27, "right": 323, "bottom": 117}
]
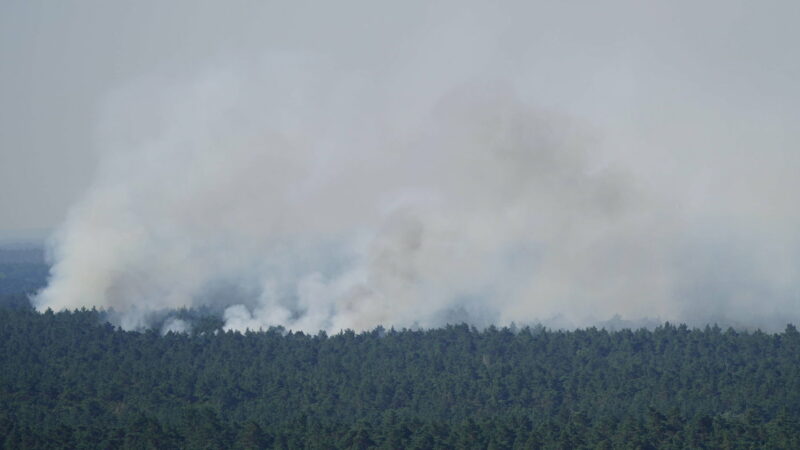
[{"left": 29, "top": 1, "right": 800, "bottom": 332}]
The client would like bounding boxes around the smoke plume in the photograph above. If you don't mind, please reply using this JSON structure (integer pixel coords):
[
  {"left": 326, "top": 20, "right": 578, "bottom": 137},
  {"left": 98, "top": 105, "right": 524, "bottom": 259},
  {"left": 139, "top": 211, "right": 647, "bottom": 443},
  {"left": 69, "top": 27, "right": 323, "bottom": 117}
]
[{"left": 31, "top": 2, "right": 800, "bottom": 333}]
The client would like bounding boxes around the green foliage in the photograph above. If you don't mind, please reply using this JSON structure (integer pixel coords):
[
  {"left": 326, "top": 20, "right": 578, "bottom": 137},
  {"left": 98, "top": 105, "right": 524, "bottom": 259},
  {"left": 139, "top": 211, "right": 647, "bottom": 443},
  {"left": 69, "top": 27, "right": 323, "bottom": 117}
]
[{"left": 1, "top": 306, "right": 799, "bottom": 448}]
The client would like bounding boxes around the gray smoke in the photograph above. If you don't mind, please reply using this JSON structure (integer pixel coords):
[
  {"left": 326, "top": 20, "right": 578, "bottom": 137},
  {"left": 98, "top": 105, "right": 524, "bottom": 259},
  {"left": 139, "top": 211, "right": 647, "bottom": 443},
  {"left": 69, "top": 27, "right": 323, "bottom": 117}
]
[{"left": 28, "top": 1, "right": 800, "bottom": 332}]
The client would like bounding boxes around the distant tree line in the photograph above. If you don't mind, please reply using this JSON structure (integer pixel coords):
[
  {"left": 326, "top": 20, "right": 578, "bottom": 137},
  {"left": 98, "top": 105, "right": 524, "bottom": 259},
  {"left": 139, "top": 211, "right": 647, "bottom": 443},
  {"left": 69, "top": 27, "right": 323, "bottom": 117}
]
[{"left": 0, "top": 248, "right": 47, "bottom": 298}]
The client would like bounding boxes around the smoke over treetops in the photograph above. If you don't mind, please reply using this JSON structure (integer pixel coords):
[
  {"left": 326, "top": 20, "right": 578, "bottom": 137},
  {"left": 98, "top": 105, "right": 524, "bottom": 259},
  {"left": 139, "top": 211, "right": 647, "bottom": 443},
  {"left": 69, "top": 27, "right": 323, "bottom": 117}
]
[{"left": 29, "top": 2, "right": 800, "bottom": 333}]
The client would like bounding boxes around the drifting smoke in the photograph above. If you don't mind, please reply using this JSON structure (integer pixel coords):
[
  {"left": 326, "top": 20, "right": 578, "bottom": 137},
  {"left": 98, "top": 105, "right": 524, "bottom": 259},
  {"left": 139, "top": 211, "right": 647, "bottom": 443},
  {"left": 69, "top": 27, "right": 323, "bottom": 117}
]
[{"left": 31, "top": 2, "right": 800, "bottom": 333}]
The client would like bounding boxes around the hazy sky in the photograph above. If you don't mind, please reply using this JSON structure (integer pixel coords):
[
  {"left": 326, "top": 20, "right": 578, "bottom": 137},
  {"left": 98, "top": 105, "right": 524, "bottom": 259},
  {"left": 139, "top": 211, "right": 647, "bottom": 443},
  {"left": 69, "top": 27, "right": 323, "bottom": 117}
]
[
  {"left": 0, "top": 1, "right": 796, "bottom": 232},
  {"left": 2, "top": 0, "right": 799, "bottom": 238}
]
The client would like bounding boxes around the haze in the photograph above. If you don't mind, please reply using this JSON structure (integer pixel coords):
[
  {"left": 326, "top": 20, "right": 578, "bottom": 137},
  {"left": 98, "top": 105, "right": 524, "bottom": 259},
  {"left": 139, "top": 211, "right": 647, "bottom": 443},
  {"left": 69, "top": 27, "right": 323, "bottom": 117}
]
[{"left": 2, "top": 0, "right": 799, "bottom": 331}]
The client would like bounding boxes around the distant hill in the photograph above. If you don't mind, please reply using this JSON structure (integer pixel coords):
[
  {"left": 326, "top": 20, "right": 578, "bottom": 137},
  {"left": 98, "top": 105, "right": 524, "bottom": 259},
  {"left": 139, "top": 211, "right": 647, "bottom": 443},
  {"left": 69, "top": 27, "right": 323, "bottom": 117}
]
[
  {"left": 0, "top": 243, "right": 45, "bottom": 264},
  {"left": 0, "top": 242, "right": 48, "bottom": 302}
]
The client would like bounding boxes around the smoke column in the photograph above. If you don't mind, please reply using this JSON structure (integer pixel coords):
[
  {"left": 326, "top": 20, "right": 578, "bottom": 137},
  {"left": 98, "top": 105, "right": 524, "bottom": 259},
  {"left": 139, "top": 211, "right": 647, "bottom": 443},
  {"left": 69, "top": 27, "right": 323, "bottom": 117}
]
[{"left": 31, "top": 2, "right": 800, "bottom": 332}]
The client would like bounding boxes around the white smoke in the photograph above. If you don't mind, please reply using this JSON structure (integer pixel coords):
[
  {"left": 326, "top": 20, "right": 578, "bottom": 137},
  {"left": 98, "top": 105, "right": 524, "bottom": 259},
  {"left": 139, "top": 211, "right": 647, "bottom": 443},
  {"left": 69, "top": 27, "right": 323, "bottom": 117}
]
[
  {"left": 31, "top": 62, "right": 673, "bottom": 331},
  {"left": 161, "top": 317, "right": 190, "bottom": 335},
  {"left": 30, "top": 2, "right": 800, "bottom": 333}
]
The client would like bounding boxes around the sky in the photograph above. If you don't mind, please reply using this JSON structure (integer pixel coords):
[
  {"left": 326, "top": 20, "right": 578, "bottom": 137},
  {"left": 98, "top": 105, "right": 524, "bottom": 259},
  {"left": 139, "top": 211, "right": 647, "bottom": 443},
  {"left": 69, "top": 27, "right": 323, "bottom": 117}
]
[
  {"left": 2, "top": 0, "right": 798, "bottom": 238},
  {"left": 2, "top": 0, "right": 800, "bottom": 331}
]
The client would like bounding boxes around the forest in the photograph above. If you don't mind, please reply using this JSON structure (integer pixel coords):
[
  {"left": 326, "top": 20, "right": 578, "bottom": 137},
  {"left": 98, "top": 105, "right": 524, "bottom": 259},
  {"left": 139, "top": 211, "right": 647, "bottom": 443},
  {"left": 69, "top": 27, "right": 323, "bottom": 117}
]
[{"left": 1, "top": 248, "right": 800, "bottom": 448}]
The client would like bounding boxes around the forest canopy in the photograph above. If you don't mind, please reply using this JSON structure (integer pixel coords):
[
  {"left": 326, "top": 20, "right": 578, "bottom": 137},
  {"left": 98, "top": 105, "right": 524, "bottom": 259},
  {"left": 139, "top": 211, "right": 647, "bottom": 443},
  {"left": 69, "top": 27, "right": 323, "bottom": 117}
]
[
  {"left": 2, "top": 245, "right": 799, "bottom": 448},
  {"left": 2, "top": 305, "right": 800, "bottom": 448}
]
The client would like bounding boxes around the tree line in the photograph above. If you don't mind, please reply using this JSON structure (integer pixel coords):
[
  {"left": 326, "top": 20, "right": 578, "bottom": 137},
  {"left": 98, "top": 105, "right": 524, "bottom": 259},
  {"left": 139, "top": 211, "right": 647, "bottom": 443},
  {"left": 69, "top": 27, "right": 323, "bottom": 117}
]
[{"left": 1, "top": 305, "right": 800, "bottom": 448}]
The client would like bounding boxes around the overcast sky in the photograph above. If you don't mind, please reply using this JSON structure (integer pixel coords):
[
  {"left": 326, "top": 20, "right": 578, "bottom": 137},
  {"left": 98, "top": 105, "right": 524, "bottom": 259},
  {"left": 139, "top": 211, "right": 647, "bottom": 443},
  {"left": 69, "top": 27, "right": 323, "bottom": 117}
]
[{"left": 2, "top": 0, "right": 799, "bottom": 239}]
